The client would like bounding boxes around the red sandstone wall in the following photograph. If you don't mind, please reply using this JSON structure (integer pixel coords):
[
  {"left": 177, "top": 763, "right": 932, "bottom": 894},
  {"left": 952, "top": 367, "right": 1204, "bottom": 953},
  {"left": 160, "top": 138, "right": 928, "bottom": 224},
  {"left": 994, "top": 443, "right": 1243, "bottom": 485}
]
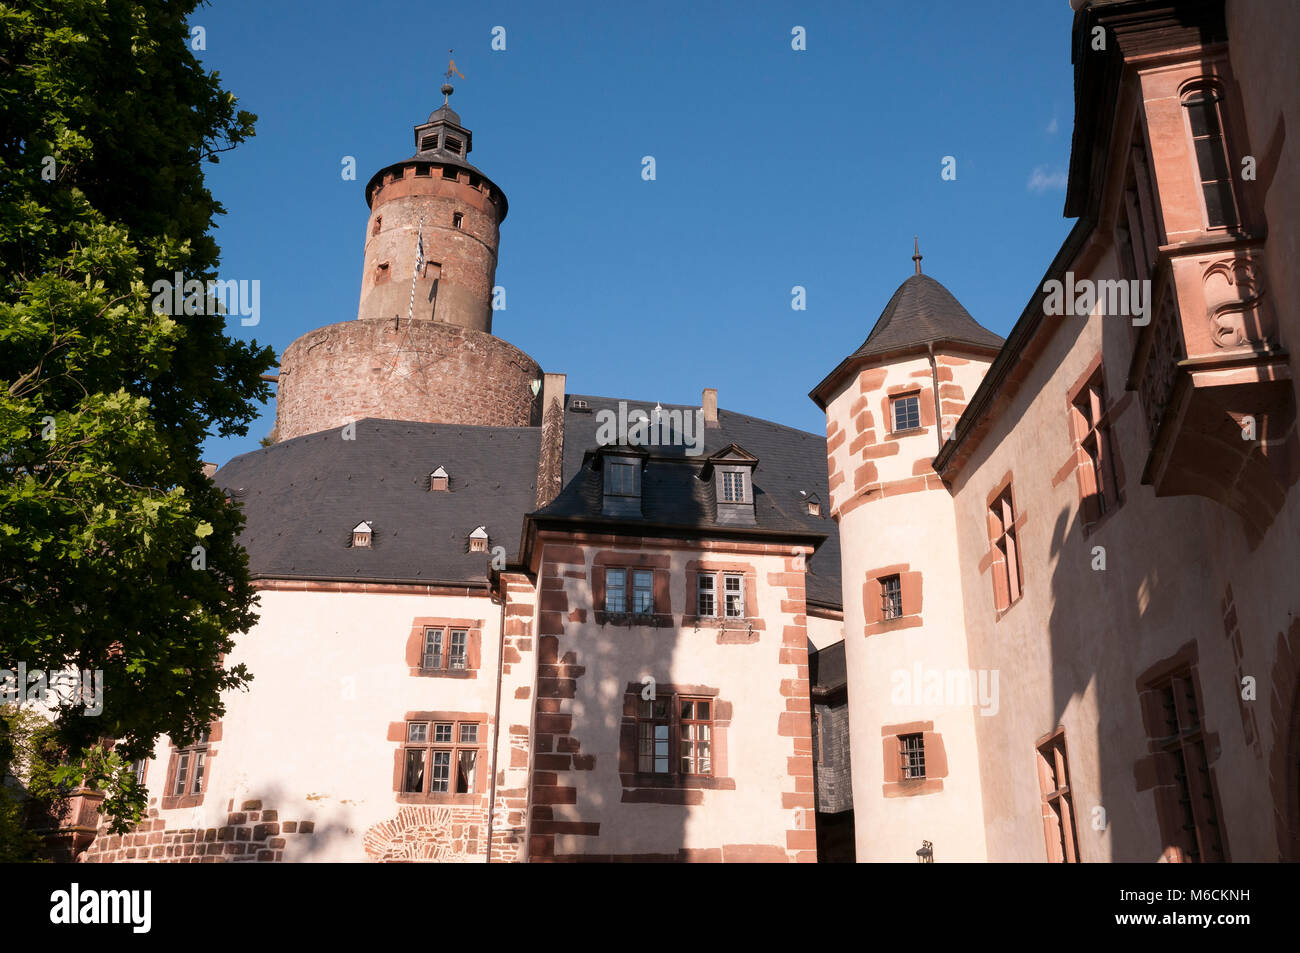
[
  {"left": 359, "top": 164, "right": 503, "bottom": 331},
  {"left": 275, "top": 318, "right": 542, "bottom": 439}
]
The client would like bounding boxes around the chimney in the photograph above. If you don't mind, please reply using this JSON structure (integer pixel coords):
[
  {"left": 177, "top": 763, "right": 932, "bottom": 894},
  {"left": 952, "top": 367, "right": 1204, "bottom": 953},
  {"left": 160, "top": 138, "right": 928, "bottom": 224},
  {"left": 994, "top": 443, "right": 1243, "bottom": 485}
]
[
  {"left": 702, "top": 388, "right": 719, "bottom": 427},
  {"left": 201, "top": 461, "right": 218, "bottom": 479},
  {"left": 535, "top": 372, "right": 567, "bottom": 508}
]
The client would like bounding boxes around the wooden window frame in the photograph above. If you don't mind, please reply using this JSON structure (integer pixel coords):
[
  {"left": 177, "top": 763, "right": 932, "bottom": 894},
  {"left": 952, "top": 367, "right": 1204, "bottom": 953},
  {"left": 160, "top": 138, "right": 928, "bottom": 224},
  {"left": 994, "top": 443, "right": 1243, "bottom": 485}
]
[
  {"left": 421, "top": 625, "right": 470, "bottom": 672},
  {"left": 1069, "top": 367, "right": 1123, "bottom": 524},
  {"left": 989, "top": 481, "right": 1024, "bottom": 615},
  {"left": 401, "top": 719, "right": 482, "bottom": 798},
  {"left": 1036, "top": 729, "right": 1080, "bottom": 863},
  {"left": 161, "top": 728, "right": 215, "bottom": 810},
  {"left": 697, "top": 573, "right": 715, "bottom": 617},
  {"left": 635, "top": 694, "right": 713, "bottom": 778},
  {"left": 1143, "top": 668, "right": 1226, "bottom": 862}
]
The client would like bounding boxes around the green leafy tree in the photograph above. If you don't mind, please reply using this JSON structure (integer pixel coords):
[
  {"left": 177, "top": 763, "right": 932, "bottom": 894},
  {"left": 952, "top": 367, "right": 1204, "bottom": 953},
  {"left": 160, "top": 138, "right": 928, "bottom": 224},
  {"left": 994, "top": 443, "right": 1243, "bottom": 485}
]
[{"left": 0, "top": 0, "right": 273, "bottom": 843}]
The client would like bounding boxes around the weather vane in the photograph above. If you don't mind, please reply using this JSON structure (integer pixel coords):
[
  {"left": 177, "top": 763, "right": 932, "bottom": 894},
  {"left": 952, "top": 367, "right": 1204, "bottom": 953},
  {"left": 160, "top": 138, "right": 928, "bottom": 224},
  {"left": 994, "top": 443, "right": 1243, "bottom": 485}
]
[{"left": 442, "top": 49, "right": 465, "bottom": 104}]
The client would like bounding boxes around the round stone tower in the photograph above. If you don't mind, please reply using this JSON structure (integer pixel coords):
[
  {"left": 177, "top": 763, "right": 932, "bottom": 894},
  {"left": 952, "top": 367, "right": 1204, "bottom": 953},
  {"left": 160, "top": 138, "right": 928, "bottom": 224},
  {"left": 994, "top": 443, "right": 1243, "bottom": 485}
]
[{"left": 275, "top": 86, "right": 542, "bottom": 441}]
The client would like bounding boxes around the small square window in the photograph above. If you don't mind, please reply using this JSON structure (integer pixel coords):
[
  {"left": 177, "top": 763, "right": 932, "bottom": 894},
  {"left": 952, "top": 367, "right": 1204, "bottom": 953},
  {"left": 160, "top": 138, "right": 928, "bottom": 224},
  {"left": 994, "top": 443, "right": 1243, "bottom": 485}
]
[
  {"left": 408, "top": 722, "right": 428, "bottom": 743},
  {"left": 892, "top": 395, "right": 921, "bottom": 432},
  {"left": 434, "top": 723, "right": 453, "bottom": 744},
  {"left": 459, "top": 723, "right": 478, "bottom": 744}
]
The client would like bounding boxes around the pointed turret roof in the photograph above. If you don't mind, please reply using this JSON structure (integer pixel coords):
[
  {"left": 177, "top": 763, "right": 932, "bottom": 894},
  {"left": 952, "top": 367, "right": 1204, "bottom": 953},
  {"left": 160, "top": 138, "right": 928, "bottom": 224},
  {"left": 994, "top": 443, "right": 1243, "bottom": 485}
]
[{"left": 809, "top": 244, "right": 1004, "bottom": 408}]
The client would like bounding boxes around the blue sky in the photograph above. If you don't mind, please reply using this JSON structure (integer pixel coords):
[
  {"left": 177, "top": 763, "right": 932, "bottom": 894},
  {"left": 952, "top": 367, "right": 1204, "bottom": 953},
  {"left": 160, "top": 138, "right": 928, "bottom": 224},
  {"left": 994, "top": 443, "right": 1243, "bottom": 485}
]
[{"left": 197, "top": 0, "right": 1078, "bottom": 465}]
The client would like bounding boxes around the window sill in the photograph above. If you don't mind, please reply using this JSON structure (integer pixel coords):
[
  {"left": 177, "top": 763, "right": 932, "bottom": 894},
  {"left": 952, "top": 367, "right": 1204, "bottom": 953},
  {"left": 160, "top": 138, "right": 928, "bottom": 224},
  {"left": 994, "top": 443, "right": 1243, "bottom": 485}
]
[
  {"left": 889, "top": 426, "right": 927, "bottom": 437},
  {"left": 594, "top": 611, "right": 673, "bottom": 628},
  {"left": 682, "top": 616, "right": 754, "bottom": 628},
  {"left": 1079, "top": 494, "right": 1125, "bottom": 537},
  {"left": 619, "top": 773, "right": 735, "bottom": 791},
  {"left": 395, "top": 792, "right": 481, "bottom": 806},
  {"left": 160, "top": 794, "right": 205, "bottom": 811},
  {"left": 995, "top": 593, "right": 1025, "bottom": 622},
  {"left": 411, "top": 667, "right": 476, "bottom": 678}
]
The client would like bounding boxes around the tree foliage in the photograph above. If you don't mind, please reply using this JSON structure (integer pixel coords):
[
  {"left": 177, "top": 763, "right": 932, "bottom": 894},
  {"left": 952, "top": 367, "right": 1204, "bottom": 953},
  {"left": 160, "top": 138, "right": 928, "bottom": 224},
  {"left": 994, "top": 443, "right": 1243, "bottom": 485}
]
[{"left": 0, "top": 0, "right": 272, "bottom": 840}]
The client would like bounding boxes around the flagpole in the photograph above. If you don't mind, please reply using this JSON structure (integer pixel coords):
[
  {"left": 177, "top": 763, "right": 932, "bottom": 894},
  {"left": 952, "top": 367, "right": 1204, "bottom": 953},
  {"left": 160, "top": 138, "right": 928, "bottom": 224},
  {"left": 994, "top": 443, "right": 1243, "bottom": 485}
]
[{"left": 408, "top": 216, "right": 424, "bottom": 324}]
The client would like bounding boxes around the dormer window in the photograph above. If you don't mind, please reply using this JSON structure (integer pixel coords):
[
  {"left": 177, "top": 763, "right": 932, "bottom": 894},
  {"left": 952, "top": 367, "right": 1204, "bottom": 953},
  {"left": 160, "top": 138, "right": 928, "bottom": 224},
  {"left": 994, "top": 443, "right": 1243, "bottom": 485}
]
[
  {"left": 430, "top": 466, "right": 449, "bottom": 492},
  {"left": 706, "top": 444, "right": 758, "bottom": 526},
  {"left": 352, "top": 521, "right": 373, "bottom": 548},
  {"left": 468, "top": 526, "right": 488, "bottom": 553},
  {"left": 600, "top": 452, "right": 644, "bottom": 517},
  {"left": 720, "top": 469, "right": 749, "bottom": 503}
]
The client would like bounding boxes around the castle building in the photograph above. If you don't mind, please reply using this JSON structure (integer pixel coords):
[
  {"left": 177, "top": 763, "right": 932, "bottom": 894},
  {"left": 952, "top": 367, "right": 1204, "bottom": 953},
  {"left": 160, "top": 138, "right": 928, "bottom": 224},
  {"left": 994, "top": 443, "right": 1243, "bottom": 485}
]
[{"left": 77, "top": 0, "right": 1299, "bottom": 863}]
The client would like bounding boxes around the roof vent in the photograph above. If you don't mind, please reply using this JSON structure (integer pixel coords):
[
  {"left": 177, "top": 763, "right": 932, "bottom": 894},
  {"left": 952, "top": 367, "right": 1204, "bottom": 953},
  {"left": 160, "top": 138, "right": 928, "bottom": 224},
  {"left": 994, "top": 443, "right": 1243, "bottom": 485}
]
[
  {"left": 469, "top": 525, "right": 489, "bottom": 552},
  {"left": 571, "top": 399, "right": 591, "bottom": 412},
  {"left": 430, "top": 466, "right": 449, "bottom": 492},
  {"left": 352, "top": 521, "right": 373, "bottom": 548}
]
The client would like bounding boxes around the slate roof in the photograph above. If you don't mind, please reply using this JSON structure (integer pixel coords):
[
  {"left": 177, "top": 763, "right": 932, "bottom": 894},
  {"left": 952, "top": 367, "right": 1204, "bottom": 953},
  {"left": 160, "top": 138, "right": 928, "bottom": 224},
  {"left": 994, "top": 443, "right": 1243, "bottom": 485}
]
[
  {"left": 851, "top": 273, "right": 1003, "bottom": 360},
  {"left": 214, "top": 397, "right": 844, "bottom": 609},
  {"left": 214, "top": 419, "right": 540, "bottom": 585},
  {"left": 546, "top": 395, "right": 843, "bottom": 608}
]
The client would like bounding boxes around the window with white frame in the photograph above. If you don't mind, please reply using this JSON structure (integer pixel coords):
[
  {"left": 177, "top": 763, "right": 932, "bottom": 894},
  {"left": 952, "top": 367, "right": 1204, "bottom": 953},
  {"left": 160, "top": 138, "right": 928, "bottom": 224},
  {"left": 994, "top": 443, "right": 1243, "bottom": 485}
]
[
  {"left": 892, "top": 394, "right": 921, "bottom": 432},
  {"left": 422, "top": 626, "right": 469, "bottom": 671},
  {"left": 723, "top": 573, "right": 744, "bottom": 618},
  {"left": 697, "top": 573, "right": 715, "bottom": 616}
]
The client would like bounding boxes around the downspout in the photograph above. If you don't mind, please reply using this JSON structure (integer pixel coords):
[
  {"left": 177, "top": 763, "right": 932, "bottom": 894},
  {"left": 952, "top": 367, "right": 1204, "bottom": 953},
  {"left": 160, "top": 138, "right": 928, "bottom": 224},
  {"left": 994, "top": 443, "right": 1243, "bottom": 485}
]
[
  {"left": 927, "top": 343, "right": 945, "bottom": 455},
  {"left": 485, "top": 570, "right": 508, "bottom": 863}
]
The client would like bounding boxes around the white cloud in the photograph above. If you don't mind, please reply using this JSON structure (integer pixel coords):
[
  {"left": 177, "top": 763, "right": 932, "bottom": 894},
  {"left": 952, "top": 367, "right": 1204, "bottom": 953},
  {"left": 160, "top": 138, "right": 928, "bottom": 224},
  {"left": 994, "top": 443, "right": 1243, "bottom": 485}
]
[
  {"left": 1046, "top": 116, "right": 1059, "bottom": 135},
  {"left": 1027, "top": 166, "right": 1069, "bottom": 193}
]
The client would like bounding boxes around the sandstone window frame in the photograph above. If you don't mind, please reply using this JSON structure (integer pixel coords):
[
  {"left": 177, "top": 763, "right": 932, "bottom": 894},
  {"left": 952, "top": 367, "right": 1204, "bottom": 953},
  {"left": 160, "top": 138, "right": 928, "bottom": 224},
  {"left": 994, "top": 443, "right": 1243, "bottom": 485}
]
[
  {"left": 161, "top": 726, "right": 217, "bottom": 811},
  {"left": 592, "top": 552, "right": 672, "bottom": 627},
  {"left": 1067, "top": 359, "right": 1125, "bottom": 527},
  {"left": 396, "top": 715, "right": 486, "bottom": 804},
  {"left": 1137, "top": 658, "right": 1227, "bottom": 862},
  {"left": 1179, "top": 79, "right": 1239, "bottom": 231},
  {"left": 689, "top": 567, "right": 755, "bottom": 627},
  {"left": 619, "top": 683, "right": 734, "bottom": 795},
  {"left": 881, "top": 721, "right": 946, "bottom": 797},
  {"left": 987, "top": 477, "right": 1025, "bottom": 617},
  {"left": 862, "top": 564, "right": 922, "bottom": 635},
  {"left": 1036, "top": 728, "right": 1080, "bottom": 863},
  {"left": 406, "top": 618, "right": 482, "bottom": 678},
  {"left": 422, "top": 625, "right": 469, "bottom": 672}
]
